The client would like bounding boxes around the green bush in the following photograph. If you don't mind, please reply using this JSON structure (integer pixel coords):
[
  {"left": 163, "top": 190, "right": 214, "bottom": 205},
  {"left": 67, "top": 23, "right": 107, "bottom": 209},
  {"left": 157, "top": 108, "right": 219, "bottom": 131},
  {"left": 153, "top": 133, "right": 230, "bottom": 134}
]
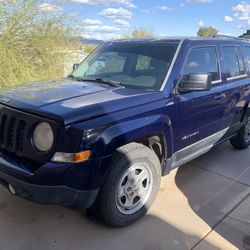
[
  {"left": 0, "top": 0, "right": 77, "bottom": 87},
  {"left": 122, "top": 27, "right": 154, "bottom": 38}
]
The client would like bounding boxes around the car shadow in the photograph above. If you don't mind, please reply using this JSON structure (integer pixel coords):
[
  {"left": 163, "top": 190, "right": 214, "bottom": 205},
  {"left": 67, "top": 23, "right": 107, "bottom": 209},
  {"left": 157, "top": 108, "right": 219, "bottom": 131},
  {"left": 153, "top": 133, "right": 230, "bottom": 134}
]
[
  {"left": 0, "top": 187, "right": 218, "bottom": 250},
  {"left": 175, "top": 142, "right": 250, "bottom": 250}
]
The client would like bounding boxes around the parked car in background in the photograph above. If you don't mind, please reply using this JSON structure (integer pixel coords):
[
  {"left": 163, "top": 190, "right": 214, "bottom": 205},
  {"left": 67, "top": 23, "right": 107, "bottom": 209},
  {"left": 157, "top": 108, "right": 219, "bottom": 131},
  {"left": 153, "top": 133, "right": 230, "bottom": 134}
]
[{"left": 0, "top": 36, "right": 249, "bottom": 227}]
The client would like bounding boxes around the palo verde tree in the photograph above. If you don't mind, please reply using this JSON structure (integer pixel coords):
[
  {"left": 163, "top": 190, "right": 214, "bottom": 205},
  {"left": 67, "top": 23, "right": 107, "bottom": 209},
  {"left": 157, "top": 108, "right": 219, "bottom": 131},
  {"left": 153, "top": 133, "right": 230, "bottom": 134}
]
[{"left": 0, "top": 0, "right": 78, "bottom": 87}]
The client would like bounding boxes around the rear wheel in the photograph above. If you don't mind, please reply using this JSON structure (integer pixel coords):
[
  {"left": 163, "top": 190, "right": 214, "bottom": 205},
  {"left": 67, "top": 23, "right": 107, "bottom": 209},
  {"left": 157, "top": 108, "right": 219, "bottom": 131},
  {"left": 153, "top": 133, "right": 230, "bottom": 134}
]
[
  {"left": 93, "top": 143, "right": 161, "bottom": 227},
  {"left": 230, "top": 117, "right": 250, "bottom": 149}
]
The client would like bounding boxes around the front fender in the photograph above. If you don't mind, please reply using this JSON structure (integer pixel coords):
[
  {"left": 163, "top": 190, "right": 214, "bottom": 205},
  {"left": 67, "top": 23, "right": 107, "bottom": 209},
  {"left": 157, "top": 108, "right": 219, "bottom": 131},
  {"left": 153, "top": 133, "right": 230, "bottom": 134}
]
[{"left": 92, "top": 114, "right": 174, "bottom": 160}]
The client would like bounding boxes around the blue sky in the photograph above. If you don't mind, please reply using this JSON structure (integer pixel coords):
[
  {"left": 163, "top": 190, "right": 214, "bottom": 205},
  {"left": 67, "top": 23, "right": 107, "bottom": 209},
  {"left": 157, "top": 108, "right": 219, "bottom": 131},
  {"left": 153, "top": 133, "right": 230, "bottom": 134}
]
[{"left": 40, "top": 0, "right": 250, "bottom": 40}]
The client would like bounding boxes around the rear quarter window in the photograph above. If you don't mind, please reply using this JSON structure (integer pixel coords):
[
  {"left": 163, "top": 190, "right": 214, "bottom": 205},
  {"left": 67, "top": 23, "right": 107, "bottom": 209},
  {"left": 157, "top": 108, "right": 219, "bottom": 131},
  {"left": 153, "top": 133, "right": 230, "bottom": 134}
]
[{"left": 245, "top": 47, "right": 250, "bottom": 71}]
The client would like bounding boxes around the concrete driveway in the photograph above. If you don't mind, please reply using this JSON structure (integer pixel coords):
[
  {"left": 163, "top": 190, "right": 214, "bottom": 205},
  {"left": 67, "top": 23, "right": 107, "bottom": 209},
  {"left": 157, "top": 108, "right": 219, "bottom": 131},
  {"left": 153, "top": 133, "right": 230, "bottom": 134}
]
[{"left": 0, "top": 142, "right": 249, "bottom": 250}]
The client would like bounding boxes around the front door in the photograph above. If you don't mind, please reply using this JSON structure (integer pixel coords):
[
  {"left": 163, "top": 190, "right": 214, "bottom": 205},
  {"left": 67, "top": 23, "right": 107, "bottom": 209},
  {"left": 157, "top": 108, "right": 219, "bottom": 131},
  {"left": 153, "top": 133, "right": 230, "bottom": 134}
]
[{"left": 173, "top": 45, "right": 226, "bottom": 167}]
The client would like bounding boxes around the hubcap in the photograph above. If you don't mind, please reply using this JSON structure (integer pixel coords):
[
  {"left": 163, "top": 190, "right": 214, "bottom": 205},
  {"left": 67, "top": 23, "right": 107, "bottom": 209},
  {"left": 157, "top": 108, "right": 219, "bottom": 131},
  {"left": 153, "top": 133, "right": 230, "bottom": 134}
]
[
  {"left": 244, "top": 117, "right": 250, "bottom": 143},
  {"left": 116, "top": 163, "right": 153, "bottom": 215}
]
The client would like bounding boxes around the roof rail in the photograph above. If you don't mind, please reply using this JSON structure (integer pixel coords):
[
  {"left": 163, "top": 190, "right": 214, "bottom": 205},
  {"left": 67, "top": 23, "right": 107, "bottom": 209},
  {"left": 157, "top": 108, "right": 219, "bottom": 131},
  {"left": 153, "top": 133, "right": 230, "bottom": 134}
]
[{"left": 210, "top": 34, "right": 247, "bottom": 41}]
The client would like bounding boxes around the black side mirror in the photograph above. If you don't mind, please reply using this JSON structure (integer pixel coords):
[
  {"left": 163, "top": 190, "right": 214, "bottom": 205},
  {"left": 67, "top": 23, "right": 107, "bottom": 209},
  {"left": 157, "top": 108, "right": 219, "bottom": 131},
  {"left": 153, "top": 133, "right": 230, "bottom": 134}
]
[
  {"left": 73, "top": 63, "right": 80, "bottom": 71},
  {"left": 178, "top": 73, "right": 212, "bottom": 94}
]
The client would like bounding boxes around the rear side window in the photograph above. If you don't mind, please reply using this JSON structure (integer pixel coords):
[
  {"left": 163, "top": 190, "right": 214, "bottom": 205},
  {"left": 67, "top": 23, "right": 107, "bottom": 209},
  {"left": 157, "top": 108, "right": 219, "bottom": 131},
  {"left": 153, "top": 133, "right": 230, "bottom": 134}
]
[
  {"left": 245, "top": 47, "right": 250, "bottom": 70},
  {"left": 136, "top": 55, "right": 151, "bottom": 71},
  {"left": 182, "top": 47, "right": 220, "bottom": 82},
  {"left": 222, "top": 46, "right": 246, "bottom": 78}
]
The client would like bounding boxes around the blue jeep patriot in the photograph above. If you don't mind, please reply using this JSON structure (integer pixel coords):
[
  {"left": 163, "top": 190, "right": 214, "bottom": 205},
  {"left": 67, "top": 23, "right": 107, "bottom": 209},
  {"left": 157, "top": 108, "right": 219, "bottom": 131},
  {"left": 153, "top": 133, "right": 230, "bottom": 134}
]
[{"left": 0, "top": 36, "right": 249, "bottom": 227}]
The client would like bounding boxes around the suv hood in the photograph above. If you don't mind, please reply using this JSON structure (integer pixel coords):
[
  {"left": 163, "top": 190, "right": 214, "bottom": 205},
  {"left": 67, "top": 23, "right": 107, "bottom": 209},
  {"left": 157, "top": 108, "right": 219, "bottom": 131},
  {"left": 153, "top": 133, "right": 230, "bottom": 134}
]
[{"left": 0, "top": 79, "right": 163, "bottom": 125}]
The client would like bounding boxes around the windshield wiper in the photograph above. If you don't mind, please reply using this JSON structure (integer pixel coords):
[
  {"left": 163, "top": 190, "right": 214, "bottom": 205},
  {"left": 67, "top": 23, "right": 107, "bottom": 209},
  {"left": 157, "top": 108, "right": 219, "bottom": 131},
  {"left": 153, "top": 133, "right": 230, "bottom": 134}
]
[{"left": 69, "top": 76, "right": 125, "bottom": 88}]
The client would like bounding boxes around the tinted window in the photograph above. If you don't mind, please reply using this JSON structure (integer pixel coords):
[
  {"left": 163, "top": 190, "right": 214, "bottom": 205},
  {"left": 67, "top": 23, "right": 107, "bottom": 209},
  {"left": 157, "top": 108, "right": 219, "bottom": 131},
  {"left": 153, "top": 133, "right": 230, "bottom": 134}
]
[
  {"left": 237, "top": 48, "right": 245, "bottom": 74},
  {"left": 222, "top": 46, "right": 245, "bottom": 78},
  {"left": 245, "top": 47, "right": 250, "bottom": 70},
  {"left": 136, "top": 55, "right": 151, "bottom": 71},
  {"left": 182, "top": 47, "right": 220, "bottom": 82},
  {"left": 73, "top": 42, "right": 179, "bottom": 91}
]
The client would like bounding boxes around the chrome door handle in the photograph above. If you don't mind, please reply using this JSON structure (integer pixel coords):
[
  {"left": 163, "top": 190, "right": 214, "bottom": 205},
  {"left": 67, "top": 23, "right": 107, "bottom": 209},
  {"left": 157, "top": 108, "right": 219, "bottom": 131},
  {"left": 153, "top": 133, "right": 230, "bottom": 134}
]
[{"left": 214, "top": 93, "right": 226, "bottom": 100}]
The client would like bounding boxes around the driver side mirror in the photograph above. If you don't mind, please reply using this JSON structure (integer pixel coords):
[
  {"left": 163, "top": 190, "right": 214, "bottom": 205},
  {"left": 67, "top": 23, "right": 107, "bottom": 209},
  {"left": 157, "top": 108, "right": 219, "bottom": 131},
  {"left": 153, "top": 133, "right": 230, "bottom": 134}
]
[{"left": 178, "top": 73, "right": 212, "bottom": 94}]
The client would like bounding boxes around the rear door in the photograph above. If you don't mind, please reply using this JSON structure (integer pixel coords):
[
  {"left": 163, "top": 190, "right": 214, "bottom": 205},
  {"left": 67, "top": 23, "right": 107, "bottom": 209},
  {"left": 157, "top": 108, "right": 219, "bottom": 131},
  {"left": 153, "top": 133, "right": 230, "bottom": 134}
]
[
  {"left": 220, "top": 45, "right": 249, "bottom": 134},
  {"left": 173, "top": 44, "right": 226, "bottom": 166}
]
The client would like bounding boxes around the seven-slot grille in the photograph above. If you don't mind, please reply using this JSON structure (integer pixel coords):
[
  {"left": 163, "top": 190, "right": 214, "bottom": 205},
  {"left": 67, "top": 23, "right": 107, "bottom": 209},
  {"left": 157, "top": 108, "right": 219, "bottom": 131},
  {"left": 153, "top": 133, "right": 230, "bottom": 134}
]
[{"left": 0, "top": 114, "right": 26, "bottom": 154}]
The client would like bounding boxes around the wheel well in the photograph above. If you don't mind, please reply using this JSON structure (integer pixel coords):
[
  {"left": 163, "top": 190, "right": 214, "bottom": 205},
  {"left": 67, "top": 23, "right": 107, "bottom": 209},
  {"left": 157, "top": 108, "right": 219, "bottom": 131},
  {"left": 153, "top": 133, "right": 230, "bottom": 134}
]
[{"left": 134, "top": 134, "right": 166, "bottom": 171}]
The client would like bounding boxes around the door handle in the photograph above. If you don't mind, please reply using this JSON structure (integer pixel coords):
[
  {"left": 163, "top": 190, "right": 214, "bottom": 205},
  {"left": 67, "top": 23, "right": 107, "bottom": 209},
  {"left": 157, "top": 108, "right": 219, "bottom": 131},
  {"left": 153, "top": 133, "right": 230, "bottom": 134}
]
[{"left": 214, "top": 93, "right": 226, "bottom": 100}]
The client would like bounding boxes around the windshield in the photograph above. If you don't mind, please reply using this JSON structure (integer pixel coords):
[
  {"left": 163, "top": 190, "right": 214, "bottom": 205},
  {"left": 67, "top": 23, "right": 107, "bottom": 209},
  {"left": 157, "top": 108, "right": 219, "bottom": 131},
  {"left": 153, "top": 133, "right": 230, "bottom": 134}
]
[{"left": 72, "top": 41, "right": 179, "bottom": 91}]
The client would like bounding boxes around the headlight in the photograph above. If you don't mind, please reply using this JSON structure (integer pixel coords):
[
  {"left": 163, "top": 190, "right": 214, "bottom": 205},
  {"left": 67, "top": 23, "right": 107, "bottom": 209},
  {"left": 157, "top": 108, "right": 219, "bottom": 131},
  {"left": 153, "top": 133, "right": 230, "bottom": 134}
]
[{"left": 33, "top": 122, "right": 54, "bottom": 152}]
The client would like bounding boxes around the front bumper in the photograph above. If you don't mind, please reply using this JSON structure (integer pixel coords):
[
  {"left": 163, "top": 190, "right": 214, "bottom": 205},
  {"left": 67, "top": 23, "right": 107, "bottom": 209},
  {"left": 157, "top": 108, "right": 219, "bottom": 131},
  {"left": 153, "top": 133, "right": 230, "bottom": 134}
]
[
  {"left": 0, "top": 170, "right": 99, "bottom": 210},
  {"left": 0, "top": 152, "right": 111, "bottom": 210}
]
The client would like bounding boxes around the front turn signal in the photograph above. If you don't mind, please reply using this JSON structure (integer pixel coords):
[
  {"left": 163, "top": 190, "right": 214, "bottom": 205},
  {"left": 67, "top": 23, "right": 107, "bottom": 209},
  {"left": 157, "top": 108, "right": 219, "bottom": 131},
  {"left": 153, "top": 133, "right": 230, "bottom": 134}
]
[{"left": 51, "top": 150, "right": 91, "bottom": 163}]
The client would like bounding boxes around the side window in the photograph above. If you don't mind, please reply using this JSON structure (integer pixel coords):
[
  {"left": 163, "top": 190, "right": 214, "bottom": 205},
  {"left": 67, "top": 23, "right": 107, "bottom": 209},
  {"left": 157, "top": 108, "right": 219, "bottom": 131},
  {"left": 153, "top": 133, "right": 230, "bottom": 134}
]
[
  {"left": 237, "top": 48, "right": 245, "bottom": 75},
  {"left": 136, "top": 55, "right": 151, "bottom": 71},
  {"left": 222, "top": 46, "right": 246, "bottom": 78},
  {"left": 182, "top": 47, "right": 220, "bottom": 82},
  {"left": 245, "top": 47, "right": 250, "bottom": 70}
]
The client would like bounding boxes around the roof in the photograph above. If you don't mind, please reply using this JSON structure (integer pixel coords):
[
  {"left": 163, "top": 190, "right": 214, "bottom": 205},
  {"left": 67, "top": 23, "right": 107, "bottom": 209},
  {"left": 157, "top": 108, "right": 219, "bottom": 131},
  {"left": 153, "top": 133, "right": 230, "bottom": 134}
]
[{"left": 111, "top": 35, "right": 250, "bottom": 44}]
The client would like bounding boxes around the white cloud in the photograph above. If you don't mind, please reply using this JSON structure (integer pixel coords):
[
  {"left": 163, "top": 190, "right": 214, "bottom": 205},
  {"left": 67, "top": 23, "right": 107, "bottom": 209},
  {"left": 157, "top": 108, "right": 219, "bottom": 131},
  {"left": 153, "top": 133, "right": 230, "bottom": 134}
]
[
  {"left": 39, "top": 3, "right": 63, "bottom": 12},
  {"left": 99, "top": 7, "right": 133, "bottom": 19},
  {"left": 141, "top": 9, "right": 150, "bottom": 14},
  {"left": 180, "top": 3, "right": 185, "bottom": 7},
  {"left": 83, "top": 18, "right": 103, "bottom": 25},
  {"left": 66, "top": 0, "right": 136, "bottom": 8},
  {"left": 154, "top": 5, "right": 174, "bottom": 11},
  {"left": 238, "top": 24, "right": 247, "bottom": 30},
  {"left": 114, "top": 19, "right": 130, "bottom": 26},
  {"left": 198, "top": 20, "right": 204, "bottom": 26},
  {"left": 84, "top": 32, "right": 121, "bottom": 40},
  {"left": 232, "top": 3, "right": 250, "bottom": 21},
  {"left": 186, "top": 0, "right": 213, "bottom": 3},
  {"left": 85, "top": 25, "right": 120, "bottom": 33},
  {"left": 224, "top": 16, "right": 234, "bottom": 22},
  {"left": 83, "top": 25, "right": 122, "bottom": 40}
]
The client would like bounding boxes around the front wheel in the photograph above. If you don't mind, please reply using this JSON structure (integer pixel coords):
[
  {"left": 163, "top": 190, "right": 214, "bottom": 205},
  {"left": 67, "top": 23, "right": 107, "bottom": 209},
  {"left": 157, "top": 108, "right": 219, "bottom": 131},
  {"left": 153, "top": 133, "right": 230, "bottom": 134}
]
[
  {"left": 230, "top": 117, "right": 250, "bottom": 149},
  {"left": 93, "top": 143, "right": 161, "bottom": 227}
]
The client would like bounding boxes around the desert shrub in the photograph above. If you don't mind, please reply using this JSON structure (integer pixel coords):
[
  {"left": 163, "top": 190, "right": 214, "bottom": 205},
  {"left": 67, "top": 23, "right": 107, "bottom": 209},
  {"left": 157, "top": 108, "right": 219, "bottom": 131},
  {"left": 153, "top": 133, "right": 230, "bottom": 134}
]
[
  {"left": 84, "top": 45, "right": 97, "bottom": 54},
  {"left": 122, "top": 27, "right": 154, "bottom": 39},
  {"left": 0, "top": 0, "right": 78, "bottom": 87}
]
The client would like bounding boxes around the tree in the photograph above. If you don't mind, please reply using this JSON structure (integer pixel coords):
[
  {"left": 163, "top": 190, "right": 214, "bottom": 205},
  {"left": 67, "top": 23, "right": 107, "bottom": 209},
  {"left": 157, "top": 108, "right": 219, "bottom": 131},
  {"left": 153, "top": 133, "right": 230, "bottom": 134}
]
[
  {"left": 197, "top": 26, "right": 218, "bottom": 37},
  {"left": 0, "top": 0, "right": 78, "bottom": 87},
  {"left": 122, "top": 27, "right": 154, "bottom": 38}
]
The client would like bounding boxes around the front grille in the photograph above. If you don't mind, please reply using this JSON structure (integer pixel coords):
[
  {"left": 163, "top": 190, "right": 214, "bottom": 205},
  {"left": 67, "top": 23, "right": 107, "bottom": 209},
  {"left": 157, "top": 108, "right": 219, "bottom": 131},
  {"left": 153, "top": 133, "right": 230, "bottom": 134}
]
[
  {"left": 0, "top": 105, "right": 57, "bottom": 164},
  {"left": 0, "top": 114, "right": 26, "bottom": 154}
]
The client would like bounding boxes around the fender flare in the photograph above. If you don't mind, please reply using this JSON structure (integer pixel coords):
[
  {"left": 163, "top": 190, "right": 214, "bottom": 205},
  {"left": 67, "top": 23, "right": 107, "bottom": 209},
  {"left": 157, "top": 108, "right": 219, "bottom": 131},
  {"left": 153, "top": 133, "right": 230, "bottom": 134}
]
[{"left": 93, "top": 114, "right": 174, "bottom": 163}]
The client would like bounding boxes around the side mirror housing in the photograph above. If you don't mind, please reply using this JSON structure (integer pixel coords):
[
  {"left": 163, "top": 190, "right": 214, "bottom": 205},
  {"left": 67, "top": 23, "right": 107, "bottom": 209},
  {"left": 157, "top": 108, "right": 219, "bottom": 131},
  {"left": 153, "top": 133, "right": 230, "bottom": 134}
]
[
  {"left": 178, "top": 73, "right": 212, "bottom": 94},
  {"left": 73, "top": 63, "right": 80, "bottom": 71}
]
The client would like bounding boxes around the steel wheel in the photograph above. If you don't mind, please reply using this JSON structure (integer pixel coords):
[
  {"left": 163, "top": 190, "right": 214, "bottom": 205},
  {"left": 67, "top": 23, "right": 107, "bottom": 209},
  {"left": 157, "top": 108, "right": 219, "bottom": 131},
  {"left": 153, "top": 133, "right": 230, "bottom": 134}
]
[
  {"left": 116, "top": 163, "right": 153, "bottom": 215},
  {"left": 244, "top": 117, "right": 250, "bottom": 143}
]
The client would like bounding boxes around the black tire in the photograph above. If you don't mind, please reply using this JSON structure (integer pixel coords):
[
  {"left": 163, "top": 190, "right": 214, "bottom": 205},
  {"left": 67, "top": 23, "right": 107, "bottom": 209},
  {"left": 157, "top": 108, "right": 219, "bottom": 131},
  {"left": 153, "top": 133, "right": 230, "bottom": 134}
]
[
  {"left": 230, "top": 117, "right": 250, "bottom": 149},
  {"left": 93, "top": 142, "right": 161, "bottom": 227}
]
